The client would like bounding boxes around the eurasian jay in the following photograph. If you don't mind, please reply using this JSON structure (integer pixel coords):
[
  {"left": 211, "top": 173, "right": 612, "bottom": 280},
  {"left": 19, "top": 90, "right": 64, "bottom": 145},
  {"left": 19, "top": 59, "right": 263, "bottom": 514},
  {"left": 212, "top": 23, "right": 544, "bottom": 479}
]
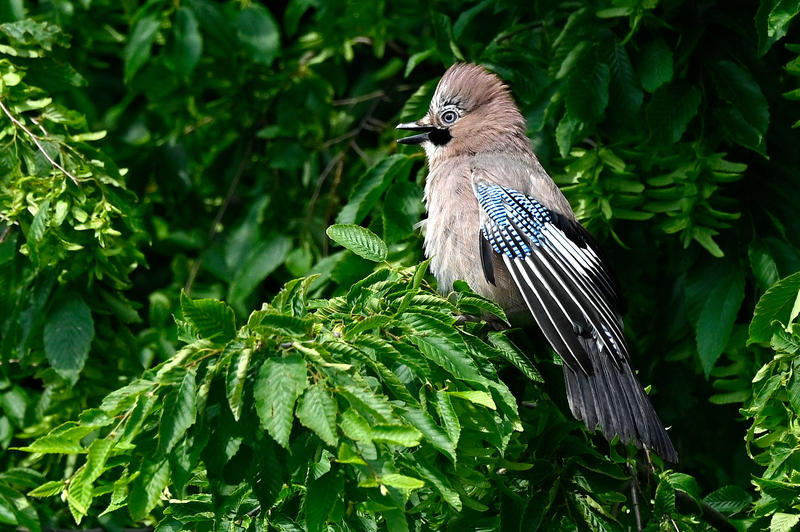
[{"left": 397, "top": 63, "right": 677, "bottom": 462}]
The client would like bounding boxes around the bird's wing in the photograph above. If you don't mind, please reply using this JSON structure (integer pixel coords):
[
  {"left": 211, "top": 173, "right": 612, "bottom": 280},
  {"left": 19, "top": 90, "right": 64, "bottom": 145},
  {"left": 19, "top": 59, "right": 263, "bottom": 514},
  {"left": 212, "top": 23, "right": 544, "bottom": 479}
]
[{"left": 472, "top": 179, "right": 628, "bottom": 375}]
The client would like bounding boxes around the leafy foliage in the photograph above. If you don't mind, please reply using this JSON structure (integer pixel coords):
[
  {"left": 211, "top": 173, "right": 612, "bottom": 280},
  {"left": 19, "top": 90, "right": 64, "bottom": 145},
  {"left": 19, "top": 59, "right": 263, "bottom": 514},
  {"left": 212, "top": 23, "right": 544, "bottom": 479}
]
[{"left": 1, "top": 0, "right": 800, "bottom": 531}]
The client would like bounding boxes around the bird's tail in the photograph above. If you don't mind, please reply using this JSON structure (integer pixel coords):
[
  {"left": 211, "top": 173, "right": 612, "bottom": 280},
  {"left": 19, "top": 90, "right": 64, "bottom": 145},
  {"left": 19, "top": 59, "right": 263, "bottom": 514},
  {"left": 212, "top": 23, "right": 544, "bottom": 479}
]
[{"left": 563, "top": 337, "right": 677, "bottom": 462}]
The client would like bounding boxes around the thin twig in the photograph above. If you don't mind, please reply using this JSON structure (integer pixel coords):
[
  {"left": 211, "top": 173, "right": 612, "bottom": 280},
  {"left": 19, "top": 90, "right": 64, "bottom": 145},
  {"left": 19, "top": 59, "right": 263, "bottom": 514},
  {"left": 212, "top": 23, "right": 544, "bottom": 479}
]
[
  {"left": 628, "top": 464, "right": 643, "bottom": 531},
  {"left": 0, "top": 98, "right": 80, "bottom": 186},
  {"left": 333, "top": 90, "right": 386, "bottom": 107},
  {"left": 0, "top": 223, "right": 12, "bottom": 244},
  {"left": 184, "top": 137, "right": 255, "bottom": 294},
  {"left": 495, "top": 21, "right": 543, "bottom": 43}
]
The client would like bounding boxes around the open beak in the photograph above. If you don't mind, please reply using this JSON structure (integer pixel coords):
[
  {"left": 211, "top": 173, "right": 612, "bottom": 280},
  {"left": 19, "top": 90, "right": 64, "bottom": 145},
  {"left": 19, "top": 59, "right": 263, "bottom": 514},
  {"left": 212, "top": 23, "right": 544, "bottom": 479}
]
[{"left": 396, "top": 121, "right": 436, "bottom": 145}]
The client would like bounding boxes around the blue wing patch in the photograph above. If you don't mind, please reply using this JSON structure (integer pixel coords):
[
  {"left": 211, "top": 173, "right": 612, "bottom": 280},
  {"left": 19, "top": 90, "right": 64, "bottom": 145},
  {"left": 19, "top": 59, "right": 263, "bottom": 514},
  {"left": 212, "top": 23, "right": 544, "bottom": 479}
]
[{"left": 474, "top": 183, "right": 552, "bottom": 259}]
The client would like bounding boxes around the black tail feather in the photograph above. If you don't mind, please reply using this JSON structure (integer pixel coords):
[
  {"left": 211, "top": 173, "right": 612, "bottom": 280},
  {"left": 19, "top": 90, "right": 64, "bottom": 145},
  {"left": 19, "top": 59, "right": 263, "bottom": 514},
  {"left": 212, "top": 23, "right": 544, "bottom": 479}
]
[{"left": 564, "top": 337, "right": 678, "bottom": 462}]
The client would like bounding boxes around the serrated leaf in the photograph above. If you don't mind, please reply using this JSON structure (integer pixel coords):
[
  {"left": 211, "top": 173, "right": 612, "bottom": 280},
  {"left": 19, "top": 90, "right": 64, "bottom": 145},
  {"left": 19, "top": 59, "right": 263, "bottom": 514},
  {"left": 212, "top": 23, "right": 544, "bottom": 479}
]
[
  {"left": 129, "top": 458, "right": 170, "bottom": 521},
  {"left": 711, "top": 61, "right": 769, "bottom": 151},
  {"left": 646, "top": 83, "right": 701, "bottom": 144},
  {"left": 750, "top": 272, "right": 800, "bottom": 344},
  {"left": 172, "top": 7, "right": 202, "bottom": 77},
  {"left": 434, "top": 390, "right": 461, "bottom": 446},
  {"left": 339, "top": 409, "right": 373, "bottom": 443},
  {"left": 67, "top": 438, "right": 114, "bottom": 523},
  {"left": 771, "top": 512, "right": 800, "bottom": 532},
  {"left": 371, "top": 425, "right": 422, "bottom": 447},
  {"left": 248, "top": 310, "right": 312, "bottom": 335},
  {"left": 703, "top": 485, "right": 752, "bottom": 515},
  {"left": 566, "top": 61, "right": 610, "bottom": 123},
  {"left": 756, "top": 0, "right": 800, "bottom": 55},
  {"left": 637, "top": 39, "right": 673, "bottom": 92},
  {"left": 695, "top": 266, "right": 745, "bottom": 376},
  {"left": 180, "top": 292, "right": 236, "bottom": 342},
  {"left": 229, "top": 236, "right": 291, "bottom": 306},
  {"left": 296, "top": 382, "right": 338, "bottom": 447},
  {"left": 159, "top": 368, "right": 197, "bottom": 454},
  {"left": 448, "top": 391, "right": 496, "bottom": 410},
  {"left": 226, "top": 348, "right": 252, "bottom": 421},
  {"left": 124, "top": 15, "right": 160, "bottom": 82},
  {"left": 254, "top": 355, "right": 308, "bottom": 448},
  {"left": 336, "top": 154, "right": 411, "bottom": 225},
  {"left": 399, "top": 407, "right": 456, "bottom": 462},
  {"left": 654, "top": 480, "right": 676, "bottom": 516},
  {"left": 15, "top": 423, "right": 94, "bottom": 454},
  {"left": 27, "top": 481, "right": 65, "bottom": 498},
  {"left": 236, "top": 4, "right": 280, "bottom": 66},
  {"left": 407, "top": 455, "right": 461, "bottom": 510},
  {"left": 44, "top": 293, "right": 94, "bottom": 378},
  {"left": 305, "top": 471, "right": 344, "bottom": 532},
  {"left": 326, "top": 224, "right": 388, "bottom": 262},
  {"left": 488, "top": 332, "right": 543, "bottom": 382},
  {"left": 380, "top": 473, "right": 425, "bottom": 490}
]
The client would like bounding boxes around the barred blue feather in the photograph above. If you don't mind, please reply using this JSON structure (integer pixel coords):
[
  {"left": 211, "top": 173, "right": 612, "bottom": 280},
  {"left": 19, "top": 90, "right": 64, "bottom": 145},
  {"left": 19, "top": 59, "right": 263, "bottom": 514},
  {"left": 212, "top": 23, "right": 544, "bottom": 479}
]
[{"left": 474, "top": 183, "right": 551, "bottom": 258}]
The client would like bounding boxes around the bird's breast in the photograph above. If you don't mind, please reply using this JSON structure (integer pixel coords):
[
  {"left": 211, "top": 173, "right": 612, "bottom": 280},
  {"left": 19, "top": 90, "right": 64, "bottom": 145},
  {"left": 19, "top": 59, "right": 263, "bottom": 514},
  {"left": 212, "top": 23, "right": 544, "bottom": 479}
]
[{"left": 422, "top": 162, "right": 526, "bottom": 314}]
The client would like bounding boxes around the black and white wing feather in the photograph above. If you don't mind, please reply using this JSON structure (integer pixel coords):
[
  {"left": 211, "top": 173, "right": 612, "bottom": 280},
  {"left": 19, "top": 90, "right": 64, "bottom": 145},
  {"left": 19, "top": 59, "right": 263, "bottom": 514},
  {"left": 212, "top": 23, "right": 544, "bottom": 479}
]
[{"left": 472, "top": 179, "right": 677, "bottom": 462}]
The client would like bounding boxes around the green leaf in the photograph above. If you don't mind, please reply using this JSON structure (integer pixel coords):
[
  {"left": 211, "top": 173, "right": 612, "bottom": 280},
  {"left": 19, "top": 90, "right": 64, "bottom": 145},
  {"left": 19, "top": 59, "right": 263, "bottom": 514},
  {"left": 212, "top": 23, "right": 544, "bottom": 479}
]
[
  {"left": 158, "top": 368, "right": 197, "bottom": 454},
  {"left": 226, "top": 348, "right": 252, "bottom": 421},
  {"left": 179, "top": 292, "right": 236, "bottom": 342},
  {"left": 646, "top": 83, "right": 701, "bottom": 144},
  {"left": 637, "top": 39, "right": 673, "bottom": 93},
  {"left": 666, "top": 472, "right": 702, "bottom": 505},
  {"left": 750, "top": 272, "right": 800, "bottom": 344},
  {"left": 434, "top": 390, "right": 461, "bottom": 446},
  {"left": 703, "top": 485, "right": 752, "bottom": 515},
  {"left": 254, "top": 354, "right": 308, "bottom": 448},
  {"left": 711, "top": 61, "right": 769, "bottom": 151},
  {"left": 296, "top": 382, "right": 338, "bottom": 447},
  {"left": 67, "top": 438, "right": 114, "bottom": 523},
  {"left": 380, "top": 473, "right": 425, "bottom": 490},
  {"left": 756, "top": 0, "right": 800, "bottom": 55},
  {"left": 654, "top": 480, "right": 676, "bottom": 516},
  {"left": 407, "top": 455, "right": 461, "bottom": 510},
  {"left": 43, "top": 293, "right": 94, "bottom": 378},
  {"left": 566, "top": 61, "right": 609, "bottom": 123},
  {"left": 326, "top": 224, "right": 388, "bottom": 262},
  {"left": 401, "top": 312, "right": 484, "bottom": 383},
  {"left": 124, "top": 15, "right": 160, "bottom": 82},
  {"left": 305, "top": 471, "right": 344, "bottom": 532},
  {"left": 129, "top": 458, "right": 170, "bottom": 521},
  {"left": 339, "top": 409, "right": 373, "bottom": 443},
  {"left": 235, "top": 4, "right": 280, "bottom": 66},
  {"left": 771, "top": 513, "right": 800, "bottom": 532},
  {"left": 607, "top": 40, "right": 643, "bottom": 114},
  {"left": 371, "top": 425, "right": 423, "bottom": 447},
  {"left": 27, "top": 480, "right": 65, "bottom": 498},
  {"left": 336, "top": 154, "right": 411, "bottom": 225},
  {"left": 695, "top": 266, "right": 745, "bottom": 376},
  {"left": 172, "top": 7, "right": 202, "bottom": 77},
  {"left": 228, "top": 236, "right": 291, "bottom": 305},
  {"left": 488, "top": 332, "right": 543, "bottom": 382},
  {"left": 750, "top": 240, "right": 781, "bottom": 292},
  {"left": 556, "top": 112, "right": 583, "bottom": 158},
  {"left": 399, "top": 407, "right": 456, "bottom": 462},
  {"left": 448, "top": 390, "right": 496, "bottom": 409}
]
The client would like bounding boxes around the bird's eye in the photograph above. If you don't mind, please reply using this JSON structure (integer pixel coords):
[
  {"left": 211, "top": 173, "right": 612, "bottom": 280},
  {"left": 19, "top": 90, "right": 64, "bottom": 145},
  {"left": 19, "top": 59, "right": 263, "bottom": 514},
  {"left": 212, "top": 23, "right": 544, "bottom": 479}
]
[{"left": 440, "top": 110, "right": 458, "bottom": 125}]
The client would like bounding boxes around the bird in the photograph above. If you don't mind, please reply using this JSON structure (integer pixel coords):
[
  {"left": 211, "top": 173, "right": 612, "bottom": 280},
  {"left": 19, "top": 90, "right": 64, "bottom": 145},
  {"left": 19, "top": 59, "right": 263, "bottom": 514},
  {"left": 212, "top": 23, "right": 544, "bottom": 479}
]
[{"left": 396, "top": 63, "right": 677, "bottom": 462}]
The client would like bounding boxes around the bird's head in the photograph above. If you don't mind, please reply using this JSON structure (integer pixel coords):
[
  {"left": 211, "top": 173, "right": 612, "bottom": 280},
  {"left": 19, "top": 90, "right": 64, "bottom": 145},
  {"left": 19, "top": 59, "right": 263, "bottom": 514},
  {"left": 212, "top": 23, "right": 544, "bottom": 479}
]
[{"left": 397, "top": 63, "right": 530, "bottom": 163}]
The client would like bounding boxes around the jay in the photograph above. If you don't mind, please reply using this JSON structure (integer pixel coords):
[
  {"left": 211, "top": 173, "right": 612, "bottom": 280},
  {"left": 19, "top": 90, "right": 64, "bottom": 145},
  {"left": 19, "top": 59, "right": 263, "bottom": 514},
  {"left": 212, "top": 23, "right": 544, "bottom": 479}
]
[{"left": 397, "top": 63, "right": 677, "bottom": 462}]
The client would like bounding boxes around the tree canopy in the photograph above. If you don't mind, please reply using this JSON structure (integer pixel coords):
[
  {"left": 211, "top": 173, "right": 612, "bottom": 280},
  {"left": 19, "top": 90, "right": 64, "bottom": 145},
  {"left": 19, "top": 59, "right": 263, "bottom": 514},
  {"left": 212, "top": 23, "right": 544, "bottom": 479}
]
[{"left": 2, "top": 0, "right": 800, "bottom": 531}]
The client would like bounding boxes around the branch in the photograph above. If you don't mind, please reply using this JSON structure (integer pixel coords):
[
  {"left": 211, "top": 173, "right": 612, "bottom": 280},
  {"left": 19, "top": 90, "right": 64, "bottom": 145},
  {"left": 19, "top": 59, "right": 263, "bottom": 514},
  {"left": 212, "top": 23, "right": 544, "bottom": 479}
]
[
  {"left": 0, "top": 98, "right": 80, "bottom": 186},
  {"left": 184, "top": 136, "right": 255, "bottom": 294},
  {"left": 674, "top": 490, "right": 737, "bottom": 532}
]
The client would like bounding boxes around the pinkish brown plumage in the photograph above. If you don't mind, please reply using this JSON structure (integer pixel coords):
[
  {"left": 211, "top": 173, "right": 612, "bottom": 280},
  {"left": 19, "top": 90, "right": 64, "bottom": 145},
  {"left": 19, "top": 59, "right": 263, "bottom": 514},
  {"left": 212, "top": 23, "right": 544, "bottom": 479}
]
[{"left": 397, "top": 63, "right": 677, "bottom": 462}]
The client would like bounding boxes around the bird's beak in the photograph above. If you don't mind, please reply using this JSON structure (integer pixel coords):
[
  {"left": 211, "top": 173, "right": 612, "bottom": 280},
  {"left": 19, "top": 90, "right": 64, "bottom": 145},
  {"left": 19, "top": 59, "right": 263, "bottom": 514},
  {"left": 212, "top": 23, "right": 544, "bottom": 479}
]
[{"left": 396, "top": 121, "right": 435, "bottom": 145}]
